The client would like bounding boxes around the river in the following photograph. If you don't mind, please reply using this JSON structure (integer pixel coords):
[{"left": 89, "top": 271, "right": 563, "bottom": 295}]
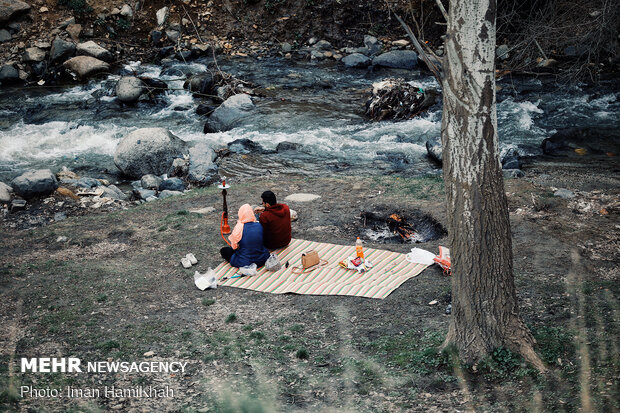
[{"left": 1, "top": 56, "right": 618, "bottom": 183}]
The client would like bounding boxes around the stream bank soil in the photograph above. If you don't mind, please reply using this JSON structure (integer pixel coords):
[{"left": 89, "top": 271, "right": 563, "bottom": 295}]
[{"left": 0, "top": 158, "right": 618, "bottom": 412}]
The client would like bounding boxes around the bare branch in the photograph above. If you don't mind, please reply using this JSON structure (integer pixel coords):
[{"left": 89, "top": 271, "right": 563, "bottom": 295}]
[
  {"left": 392, "top": 12, "right": 443, "bottom": 82},
  {"left": 435, "top": 0, "right": 448, "bottom": 21},
  {"left": 533, "top": 38, "right": 548, "bottom": 60},
  {"left": 182, "top": 4, "right": 204, "bottom": 45}
]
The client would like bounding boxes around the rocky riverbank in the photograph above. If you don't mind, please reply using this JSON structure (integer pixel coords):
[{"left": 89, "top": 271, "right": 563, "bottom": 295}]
[
  {"left": 0, "top": 0, "right": 430, "bottom": 87},
  {"left": 3, "top": 0, "right": 616, "bottom": 88}
]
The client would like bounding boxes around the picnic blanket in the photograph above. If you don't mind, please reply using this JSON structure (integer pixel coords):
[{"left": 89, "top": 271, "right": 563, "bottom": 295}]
[{"left": 214, "top": 238, "right": 428, "bottom": 299}]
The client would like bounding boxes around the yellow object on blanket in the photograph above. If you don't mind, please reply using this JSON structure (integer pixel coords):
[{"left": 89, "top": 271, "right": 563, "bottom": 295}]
[{"left": 213, "top": 238, "right": 429, "bottom": 299}]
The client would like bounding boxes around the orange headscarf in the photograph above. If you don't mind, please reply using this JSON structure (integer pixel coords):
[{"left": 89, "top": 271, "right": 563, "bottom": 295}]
[{"left": 229, "top": 204, "right": 257, "bottom": 249}]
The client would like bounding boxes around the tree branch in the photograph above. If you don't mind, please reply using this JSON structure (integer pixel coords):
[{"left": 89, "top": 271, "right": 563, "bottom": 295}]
[
  {"left": 435, "top": 0, "right": 449, "bottom": 21},
  {"left": 533, "top": 38, "right": 548, "bottom": 60},
  {"left": 392, "top": 12, "right": 443, "bottom": 82}
]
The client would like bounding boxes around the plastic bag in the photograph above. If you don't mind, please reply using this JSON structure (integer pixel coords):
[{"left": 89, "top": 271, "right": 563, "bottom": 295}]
[
  {"left": 194, "top": 268, "right": 217, "bottom": 290},
  {"left": 265, "top": 253, "right": 282, "bottom": 272},
  {"left": 238, "top": 263, "right": 257, "bottom": 276},
  {"left": 405, "top": 248, "right": 436, "bottom": 265}
]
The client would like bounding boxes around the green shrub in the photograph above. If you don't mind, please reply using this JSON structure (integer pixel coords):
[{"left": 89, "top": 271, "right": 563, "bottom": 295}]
[
  {"left": 296, "top": 347, "right": 309, "bottom": 359},
  {"left": 202, "top": 298, "right": 216, "bottom": 306}
]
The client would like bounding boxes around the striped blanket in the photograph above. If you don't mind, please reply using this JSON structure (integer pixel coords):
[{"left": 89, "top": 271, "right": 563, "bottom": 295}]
[{"left": 214, "top": 238, "right": 428, "bottom": 299}]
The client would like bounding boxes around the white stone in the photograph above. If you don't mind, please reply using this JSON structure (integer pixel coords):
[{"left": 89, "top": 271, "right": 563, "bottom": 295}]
[
  {"left": 189, "top": 207, "right": 216, "bottom": 214},
  {"left": 156, "top": 7, "right": 169, "bottom": 26},
  {"left": 284, "top": 193, "right": 321, "bottom": 202},
  {"left": 120, "top": 4, "right": 133, "bottom": 18}
]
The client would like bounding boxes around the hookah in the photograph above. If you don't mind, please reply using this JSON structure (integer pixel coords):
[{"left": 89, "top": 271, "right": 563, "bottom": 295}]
[{"left": 218, "top": 176, "right": 232, "bottom": 246}]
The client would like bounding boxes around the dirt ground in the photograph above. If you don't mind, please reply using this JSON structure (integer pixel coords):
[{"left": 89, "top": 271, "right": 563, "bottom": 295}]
[{"left": 0, "top": 157, "right": 619, "bottom": 412}]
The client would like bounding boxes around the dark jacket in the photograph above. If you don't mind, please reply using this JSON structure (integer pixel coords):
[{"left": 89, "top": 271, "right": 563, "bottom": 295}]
[
  {"left": 259, "top": 203, "right": 292, "bottom": 250},
  {"left": 230, "top": 222, "right": 270, "bottom": 268}
]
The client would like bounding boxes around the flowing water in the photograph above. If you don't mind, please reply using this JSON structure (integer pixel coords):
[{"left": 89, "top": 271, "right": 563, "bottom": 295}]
[{"left": 1, "top": 56, "right": 618, "bottom": 183}]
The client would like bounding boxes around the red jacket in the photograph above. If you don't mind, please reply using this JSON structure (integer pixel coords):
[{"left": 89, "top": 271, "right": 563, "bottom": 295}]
[{"left": 259, "top": 203, "right": 291, "bottom": 250}]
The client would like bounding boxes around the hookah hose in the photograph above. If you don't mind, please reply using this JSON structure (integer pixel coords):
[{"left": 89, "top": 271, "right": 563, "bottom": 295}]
[{"left": 220, "top": 212, "right": 232, "bottom": 247}]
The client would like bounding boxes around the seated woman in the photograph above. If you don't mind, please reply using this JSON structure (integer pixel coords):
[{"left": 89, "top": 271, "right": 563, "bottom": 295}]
[{"left": 220, "top": 204, "right": 270, "bottom": 268}]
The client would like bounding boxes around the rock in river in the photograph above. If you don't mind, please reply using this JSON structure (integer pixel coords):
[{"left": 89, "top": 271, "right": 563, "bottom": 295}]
[
  {"left": 63, "top": 56, "right": 110, "bottom": 79},
  {"left": 373, "top": 50, "right": 418, "bottom": 69},
  {"left": 188, "top": 142, "right": 218, "bottom": 185},
  {"left": 116, "top": 76, "right": 146, "bottom": 103},
  {"left": 205, "top": 93, "right": 255, "bottom": 132},
  {"left": 114, "top": 128, "right": 189, "bottom": 179},
  {"left": 342, "top": 53, "right": 371, "bottom": 68},
  {"left": 542, "top": 127, "right": 620, "bottom": 158}
]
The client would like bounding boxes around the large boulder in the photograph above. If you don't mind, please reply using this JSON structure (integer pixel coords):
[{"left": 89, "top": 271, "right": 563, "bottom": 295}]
[
  {"left": 373, "top": 50, "right": 418, "bottom": 69},
  {"left": 188, "top": 142, "right": 217, "bottom": 184},
  {"left": 63, "top": 56, "right": 110, "bottom": 79},
  {"left": 76, "top": 41, "right": 113, "bottom": 62},
  {"left": 205, "top": 93, "right": 255, "bottom": 132},
  {"left": 115, "top": 76, "right": 146, "bottom": 103},
  {"left": 11, "top": 169, "right": 58, "bottom": 199},
  {"left": 114, "top": 128, "right": 189, "bottom": 178},
  {"left": 0, "top": 181, "right": 12, "bottom": 203},
  {"left": 0, "top": 0, "right": 30, "bottom": 25},
  {"left": 342, "top": 53, "right": 371, "bottom": 68},
  {"left": 542, "top": 127, "right": 620, "bottom": 158}
]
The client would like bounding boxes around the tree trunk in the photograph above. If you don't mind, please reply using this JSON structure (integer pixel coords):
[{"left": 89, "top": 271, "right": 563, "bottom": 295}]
[{"left": 440, "top": 0, "right": 545, "bottom": 371}]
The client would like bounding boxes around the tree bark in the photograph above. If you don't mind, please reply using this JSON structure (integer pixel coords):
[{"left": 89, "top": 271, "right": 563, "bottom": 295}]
[{"left": 440, "top": 0, "right": 545, "bottom": 371}]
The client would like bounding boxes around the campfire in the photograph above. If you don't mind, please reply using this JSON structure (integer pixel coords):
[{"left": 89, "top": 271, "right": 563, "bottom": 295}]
[
  {"left": 360, "top": 210, "right": 446, "bottom": 244},
  {"left": 387, "top": 213, "right": 419, "bottom": 241}
]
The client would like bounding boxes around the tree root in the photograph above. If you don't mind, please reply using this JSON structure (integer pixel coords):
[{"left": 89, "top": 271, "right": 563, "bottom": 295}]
[{"left": 441, "top": 317, "right": 548, "bottom": 374}]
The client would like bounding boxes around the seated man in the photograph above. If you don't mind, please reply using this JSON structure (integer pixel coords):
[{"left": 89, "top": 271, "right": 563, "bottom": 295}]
[{"left": 255, "top": 190, "right": 291, "bottom": 250}]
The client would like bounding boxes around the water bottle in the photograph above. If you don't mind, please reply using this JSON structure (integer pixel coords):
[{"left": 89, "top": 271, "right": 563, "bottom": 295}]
[{"left": 356, "top": 237, "right": 364, "bottom": 259}]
